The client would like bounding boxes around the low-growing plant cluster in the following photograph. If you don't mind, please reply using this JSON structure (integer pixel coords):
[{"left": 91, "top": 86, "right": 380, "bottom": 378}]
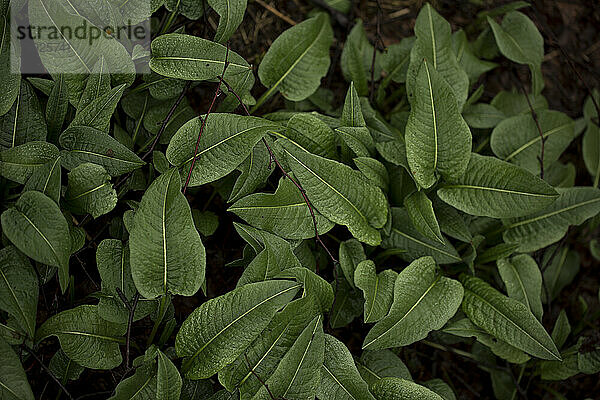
[{"left": 0, "top": 0, "right": 599, "bottom": 399}]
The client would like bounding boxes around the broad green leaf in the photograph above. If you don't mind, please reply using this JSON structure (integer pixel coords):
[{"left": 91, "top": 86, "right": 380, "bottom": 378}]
[
  {"left": 208, "top": 0, "right": 247, "bottom": 43},
  {"left": 371, "top": 377, "right": 443, "bottom": 400},
  {"left": 0, "top": 81, "right": 46, "bottom": 150},
  {"left": 48, "top": 349, "right": 85, "bottom": 382},
  {"left": 277, "top": 267, "right": 333, "bottom": 313},
  {"left": 0, "top": 141, "right": 59, "bottom": 184},
  {"left": 491, "top": 90, "right": 548, "bottom": 117},
  {"left": 462, "top": 103, "right": 505, "bottom": 129},
  {"left": 97, "top": 239, "right": 156, "bottom": 324},
  {"left": 404, "top": 191, "right": 443, "bottom": 243},
  {"left": 70, "top": 84, "right": 126, "bottom": 132},
  {"left": 363, "top": 257, "right": 463, "bottom": 350},
  {"left": 317, "top": 334, "right": 376, "bottom": 400},
  {"left": 491, "top": 110, "right": 574, "bottom": 173},
  {"left": 437, "top": 153, "right": 558, "bottom": 218},
  {"left": 551, "top": 310, "right": 571, "bottom": 349},
  {"left": 36, "top": 305, "right": 126, "bottom": 369},
  {"left": 109, "top": 0, "right": 153, "bottom": 24},
  {"left": 144, "top": 100, "right": 196, "bottom": 145},
  {"left": 0, "top": 246, "right": 38, "bottom": 339},
  {"left": 1, "top": 191, "right": 71, "bottom": 292},
  {"left": 279, "top": 140, "right": 388, "bottom": 245},
  {"left": 340, "top": 21, "right": 380, "bottom": 96},
  {"left": 380, "top": 37, "right": 413, "bottom": 86},
  {"left": 432, "top": 197, "right": 472, "bottom": 243},
  {"left": 157, "top": 350, "right": 182, "bottom": 400},
  {"left": 354, "top": 157, "right": 388, "bottom": 189},
  {"left": 218, "top": 296, "right": 320, "bottom": 397},
  {"left": 356, "top": 350, "right": 412, "bottom": 386},
  {"left": 330, "top": 277, "right": 363, "bottom": 329},
  {"left": 443, "top": 318, "right": 530, "bottom": 364},
  {"left": 339, "top": 239, "right": 366, "bottom": 288},
  {"left": 28, "top": 0, "right": 135, "bottom": 102},
  {"left": 543, "top": 246, "right": 580, "bottom": 302},
  {"left": 452, "top": 30, "right": 497, "bottom": 83},
  {"left": 0, "top": 8, "right": 20, "bottom": 117},
  {"left": 109, "top": 359, "right": 157, "bottom": 400},
  {"left": 229, "top": 176, "right": 334, "bottom": 240},
  {"left": 64, "top": 163, "right": 117, "bottom": 218},
  {"left": 166, "top": 113, "right": 279, "bottom": 186},
  {"left": 497, "top": 255, "right": 543, "bottom": 320},
  {"left": 181, "top": 379, "right": 214, "bottom": 400},
  {"left": 354, "top": 260, "right": 397, "bottom": 324},
  {"left": 460, "top": 274, "right": 560, "bottom": 360},
  {"left": 382, "top": 208, "right": 461, "bottom": 265},
  {"left": 165, "top": 0, "right": 204, "bottom": 19},
  {"left": 502, "top": 187, "right": 600, "bottom": 252},
  {"left": 487, "top": 12, "right": 544, "bottom": 94},
  {"left": 405, "top": 60, "right": 472, "bottom": 189},
  {"left": 0, "top": 337, "right": 34, "bottom": 400},
  {"left": 252, "top": 315, "right": 324, "bottom": 400},
  {"left": 60, "top": 126, "right": 145, "bottom": 176},
  {"left": 286, "top": 113, "right": 337, "bottom": 159},
  {"left": 130, "top": 168, "right": 206, "bottom": 298},
  {"left": 229, "top": 141, "right": 274, "bottom": 202},
  {"left": 46, "top": 74, "right": 69, "bottom": 143},
  {"left": 176, "top": 280, "right": 300, "bottom": 379},
  {"left": 21, "top": 154, "right": 60, "bottom": 202},
  {"left": 256, "top": 13, "right": 333, "bottom": 106},
  {"left": 583, "top": 121, "right": 600, "bottom": 187},
  {"left": 423, "top": 380, "right": 456, "bottom": 400},
  {"left": 407, "top": 4, "right": 469, "bottom": 108},
  {"left": 149, "top": 33, "right": 254, "bottom": 100}
]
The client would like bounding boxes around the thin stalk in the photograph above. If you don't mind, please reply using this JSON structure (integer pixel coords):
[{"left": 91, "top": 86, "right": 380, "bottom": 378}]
[{"left": 147, "top": 294, "right": 168, "bottom": 346}]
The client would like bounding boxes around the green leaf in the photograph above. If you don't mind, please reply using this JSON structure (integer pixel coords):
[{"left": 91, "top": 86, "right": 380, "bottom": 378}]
[
  {"left": 130, "top": 168, "right": 206, "bottom": 298},
  {"left": 28, "top": 0, "right": 135, "bottom": 103},
  {"left": 276, "top": 267, "right": 334, "bottom": 313},
  {"left": 229, "top": 141, "right": 274, "bottom": 202},
  {"left": 583, "top": 121, "right": 600, "bottom": 187},
  {"left": 165, "top": 0, "right": 204, "bottom": 19},
  {"left": 218, "top": 296, "right": 320, "bottom": 397},
  {"left": 0, "top": 337, "right": 35, "bottom": 400},
  {"left": 491, "top": 90, "right": 548, "bottom": 117},
  {"left": 157, "top": 350, "right": 182, "bottom": 400},
  {"left": 437, "top": 153, "right": 558, "bottom": 218},
  {"left": 48, "top": 349, "right": 85, "bottom": 382},
  {"left": 354, "top": 157, "right": 389, "bottom": 189},
  {"left": 405, "top": 60, "right": 472, "bottom": 189},
  {"left": 551, "top": 310, "right": 571, "bottom": 349},
  {"left": 256, "top": 13, "right": 333, "bottom": 106},
  {"left": 35, "top": 305, "right": 126, "bottom": 369},
  {"left": 354, "top": 260, "right": 397, "bottom": 324},
  {"left": 487, "top": 12, "right": 544, "bottom": 93},
  {"left": 382, "top": 208, "right": 461, "bottom": 265},
  {"left": 0, "top": 246, "right": 38, "bottom": 339},
  {"left": 252, "top": 315, "right": 324, "bottom": 400},
  {"left": 59, "top": 126, "right": 145, "bottom": 176},
  {"left": 443, "top": 318, "right": 530, "bottom": 364},
  {"left": 340, "top": 21, "right": 380, "bottom": 96},
  {"left": 0, "top": 141, "right": 59, "bottom": 184},
  {"left": 286, "top": 113, "right": 337, "bottom": 159},
  {"left": 339, "top": 239, "right": 366, "bottom": 288},
  {"left": 0, "top": 81, "right": 47, "bottom": 150},
  {"left": 452, "top": 30, "right": 497, "bottom": 83},
  {"left": 491, "top": 110, "right": 574, "bottom": 173},
  {"left": 97, "top": 239, "right": 156, "bottom": 324},
  {"left": 70, "top": 84, "right": 126, "bottom": 133},
  {"left": 460, "top": 274, "right": 561, "bottom": 360},
  {"left": 176, "top": 280, "right": 300, "bottom": 379},
  {"left": 208, "top": 0, "right": 247, "bottom": 44},
  {"left": 1, "top": 191, "right": 71, "bottom": 292},
  {"left": 462, "top": 103, "right": 505, "bottom": 129},
  {"left": 497, "top": 255, "right": 543, "bottom": 321},
  {"left": 407, "top": 4, "right": 469, "bottom": 108},
  {"left": 109, "top": 359, "right": 157, "bottom": 400},
  {"left": 149, "top": 33, "right": 254, "bottom": 98},
  {"left": 0, "top": 9, "right": 20, "bottom": 117},
  {"left": 166, "top": 113, "right": 279, "bottom": 186},
  {"left": 64, "top": 163, "right": 118, "bottom": 218},
  {"left": 502, "top": 187, "right": 600, "bottom": 252},
  {"left": 279, "top": 140, "right": 388, "bottom": 245},
  {"left": 330, "top": 277, "right": 364, "bottom": 329},
  {"left": 356, "top": 350, "right": 412, "bottom": 386},
  {"left": 543, "top": 246, "right": 580, "bottom": 302},
  {"left": 21, "top": 153, "right": 60, "bottom": 202},
  {"left": 363, "top": 257, "right": 463, "bottom": 350},
  {"left": 46, "top": 74, "right": 69, "bottom": 143},
  {"left": 229, "top": 176, "right": 334, "bottom": 240},
  {"left": 371, "top": 377, "right": 444, "bottom": 400},
  {"left": 317, "top": 334, "right": 376, "bottom": 400},
  {"left": 404, "top": 191, "right": 444, "bottom": 243}
]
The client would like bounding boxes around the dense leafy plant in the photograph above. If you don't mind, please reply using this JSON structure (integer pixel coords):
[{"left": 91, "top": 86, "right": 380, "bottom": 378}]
[{"left": 1, "top": 1, "right": 599, "bottom": 399}]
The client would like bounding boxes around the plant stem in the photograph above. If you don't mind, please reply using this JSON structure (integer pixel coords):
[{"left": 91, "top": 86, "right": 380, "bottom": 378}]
[{"left": 147, "top": 294, "right": 168, "bottom": 346}]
